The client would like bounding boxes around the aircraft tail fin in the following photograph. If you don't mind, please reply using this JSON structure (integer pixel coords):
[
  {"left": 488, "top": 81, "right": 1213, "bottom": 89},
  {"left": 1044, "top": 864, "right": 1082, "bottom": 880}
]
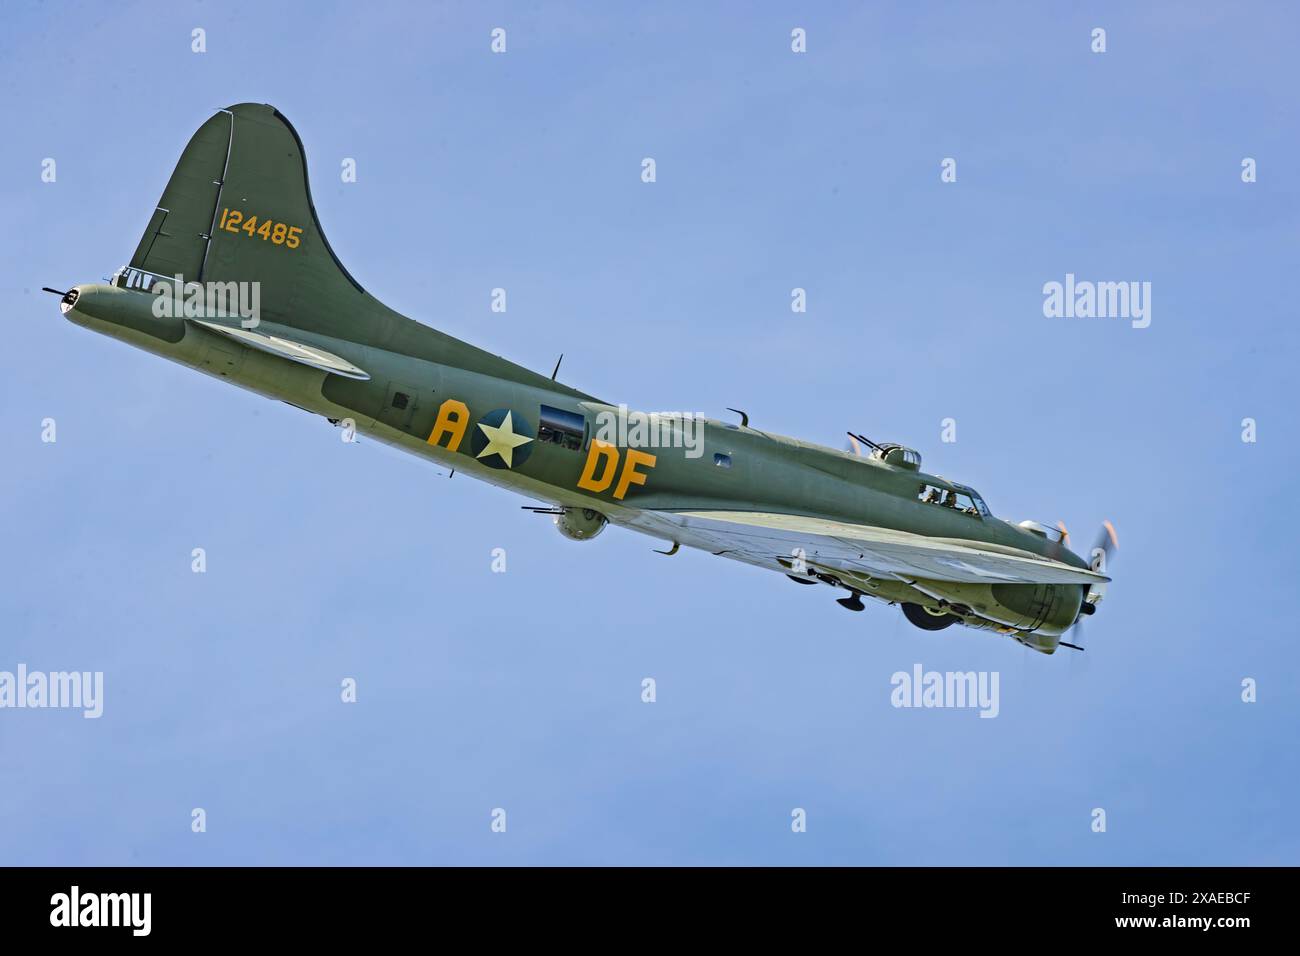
[
  {"left": 122, "top": 103, "right": 370, "bottom": 336},
  {"left": 116, "top": 104, "right": 596, "bottom": 400}
]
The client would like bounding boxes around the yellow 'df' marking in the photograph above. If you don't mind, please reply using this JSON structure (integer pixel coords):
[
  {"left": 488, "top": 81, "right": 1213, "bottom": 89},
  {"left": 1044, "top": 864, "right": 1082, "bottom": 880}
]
[
  {"left": 427, "top": 398, "right": 470, "bottom": 452},
  {"left": 577, "top": 440, "right": 619, "bottom": 493},
  {"left": 577, "top": 441, "right": 656, "bottom": 500},
  {"left": 613, "top": 449, "right": 656, "bottom": 500}
]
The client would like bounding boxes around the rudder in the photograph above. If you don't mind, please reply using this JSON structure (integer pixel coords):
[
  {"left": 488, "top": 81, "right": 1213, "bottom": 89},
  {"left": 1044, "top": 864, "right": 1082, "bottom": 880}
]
[{"left": 125, "top": 103, "right": 367, "bottom": 332}]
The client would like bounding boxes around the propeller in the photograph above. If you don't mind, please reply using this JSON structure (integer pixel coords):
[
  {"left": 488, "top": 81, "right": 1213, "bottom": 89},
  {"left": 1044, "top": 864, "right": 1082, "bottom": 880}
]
[
  {"left": 1091, "top": 520, "right": 1119, "bottom": 571},
  {"left": 1045, "top": 520, "right": 1072, "bottom": 560},
  {"left": 1061, "top": 520, "right": 1119, "bottom": 653}
]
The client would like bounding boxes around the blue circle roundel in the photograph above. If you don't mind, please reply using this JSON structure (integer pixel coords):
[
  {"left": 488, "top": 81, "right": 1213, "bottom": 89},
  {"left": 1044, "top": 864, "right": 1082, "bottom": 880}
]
[{"left": 469, "top": 408, "right": 535, "bottom": 470}]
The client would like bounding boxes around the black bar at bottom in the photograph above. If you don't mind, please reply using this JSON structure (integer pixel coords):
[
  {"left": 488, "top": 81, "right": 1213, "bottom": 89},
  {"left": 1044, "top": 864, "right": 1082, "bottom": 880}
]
[{"left": 0, "top": 866, "right": 1283, "bottom": 941}]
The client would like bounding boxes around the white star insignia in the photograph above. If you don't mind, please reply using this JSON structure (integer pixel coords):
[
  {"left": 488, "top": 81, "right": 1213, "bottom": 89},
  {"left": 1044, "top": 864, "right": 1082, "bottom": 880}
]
[
  {"left": 475, "top": 411, "right": 533, "bottom": 468},
  {"left": 935, "top": 558, "right": 1018, "bottom": 580}
]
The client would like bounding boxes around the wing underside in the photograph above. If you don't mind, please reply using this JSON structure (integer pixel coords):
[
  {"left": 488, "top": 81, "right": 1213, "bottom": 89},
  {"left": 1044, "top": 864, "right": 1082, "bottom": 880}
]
[{"left": 616, "top": 509, "right": 1108, "bottom": 586}]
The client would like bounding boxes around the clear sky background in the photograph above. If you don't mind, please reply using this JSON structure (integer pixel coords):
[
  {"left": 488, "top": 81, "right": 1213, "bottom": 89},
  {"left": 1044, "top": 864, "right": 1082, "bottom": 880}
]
[{"left": 2, "top": 1, "right": 1297, "bottom": 865}]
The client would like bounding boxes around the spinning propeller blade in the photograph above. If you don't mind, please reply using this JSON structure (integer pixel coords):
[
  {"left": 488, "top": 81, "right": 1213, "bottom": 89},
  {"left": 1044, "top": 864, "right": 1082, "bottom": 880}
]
[{"left": 1064, "top": 520, "right": 1119, "bottom": 651}]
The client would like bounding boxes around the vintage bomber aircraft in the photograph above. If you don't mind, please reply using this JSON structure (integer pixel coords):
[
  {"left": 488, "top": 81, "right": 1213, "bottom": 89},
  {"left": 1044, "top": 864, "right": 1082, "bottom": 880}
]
[{"left": 49, "top": 104, "right": 1116, "bottom": 655}]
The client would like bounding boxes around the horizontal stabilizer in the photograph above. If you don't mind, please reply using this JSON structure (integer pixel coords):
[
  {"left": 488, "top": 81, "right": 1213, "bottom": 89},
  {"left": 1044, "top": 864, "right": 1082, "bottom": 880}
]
[
  {"left": 190, "top": 319, "right": 369, "bottom": 379},
  {"left": 121, "top": 103, "right": 595, "bottom": 401}
]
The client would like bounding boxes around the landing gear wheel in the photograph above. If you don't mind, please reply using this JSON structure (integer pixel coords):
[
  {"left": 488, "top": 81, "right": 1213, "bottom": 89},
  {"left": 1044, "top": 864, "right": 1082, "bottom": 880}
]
[{"left": 902, "top": 602, "right": 960, "bottom": 631}]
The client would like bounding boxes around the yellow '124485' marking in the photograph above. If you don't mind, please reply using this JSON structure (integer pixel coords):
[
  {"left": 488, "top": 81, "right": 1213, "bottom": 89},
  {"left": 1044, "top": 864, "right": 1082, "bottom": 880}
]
[{"left": 218, "top": 208, "right": 303, "bottom": 249}]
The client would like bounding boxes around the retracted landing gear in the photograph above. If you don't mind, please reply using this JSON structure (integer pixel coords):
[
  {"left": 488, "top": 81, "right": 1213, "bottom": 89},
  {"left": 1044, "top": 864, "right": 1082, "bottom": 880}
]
[{"left": 901, "top": 602, "right": 959, "bottom": 631}]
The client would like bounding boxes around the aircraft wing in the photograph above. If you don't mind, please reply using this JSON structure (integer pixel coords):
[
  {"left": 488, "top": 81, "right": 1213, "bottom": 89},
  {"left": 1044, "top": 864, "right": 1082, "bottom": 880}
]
[{"left": 621, "top": 509, "right": 1108, "bottom": 586}]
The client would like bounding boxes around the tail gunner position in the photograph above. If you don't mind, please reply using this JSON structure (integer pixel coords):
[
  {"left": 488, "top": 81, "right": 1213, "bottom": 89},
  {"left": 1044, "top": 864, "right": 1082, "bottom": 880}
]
[{"left": 48, "top": 104, "right": 1116, "bottom": 654}]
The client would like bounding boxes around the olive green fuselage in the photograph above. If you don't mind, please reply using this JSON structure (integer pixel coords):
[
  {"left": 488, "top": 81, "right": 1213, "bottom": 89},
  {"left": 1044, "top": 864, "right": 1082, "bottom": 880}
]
[{"left": 62, "top": 281, "right": 1088, "bottom": 647}]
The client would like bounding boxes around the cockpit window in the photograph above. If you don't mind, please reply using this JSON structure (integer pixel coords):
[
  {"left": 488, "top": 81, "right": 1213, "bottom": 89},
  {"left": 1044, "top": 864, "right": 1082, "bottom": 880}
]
[{"left": 917, "top": 483, "right": 988, "bottom": 518}]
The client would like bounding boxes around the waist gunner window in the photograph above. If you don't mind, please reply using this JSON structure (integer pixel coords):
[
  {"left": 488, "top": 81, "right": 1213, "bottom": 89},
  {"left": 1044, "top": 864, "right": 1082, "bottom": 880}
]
[{"left": 538, "top": 405, "right": 586, "bottom": 451}]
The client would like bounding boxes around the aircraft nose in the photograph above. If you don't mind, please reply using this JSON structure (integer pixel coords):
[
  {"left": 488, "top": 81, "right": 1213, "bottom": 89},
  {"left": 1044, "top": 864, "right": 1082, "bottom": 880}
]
[
  {"left": 57, "top": 287, "right": 81, "bottom": 315},
  {"left": 54, "top": 283, "right": 105, "bottom": 327}
]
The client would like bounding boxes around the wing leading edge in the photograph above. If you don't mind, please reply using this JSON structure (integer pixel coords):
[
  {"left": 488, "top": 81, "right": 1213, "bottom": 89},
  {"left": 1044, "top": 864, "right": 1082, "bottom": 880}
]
[{"left": 661, "top": 510, "right": 1109, "bottom": 586}]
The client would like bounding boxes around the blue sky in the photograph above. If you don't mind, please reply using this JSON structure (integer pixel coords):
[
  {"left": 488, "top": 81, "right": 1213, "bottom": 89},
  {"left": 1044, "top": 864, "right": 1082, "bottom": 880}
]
[{"left": 1, "top": 0, "right": 1297, "bottom": 864}]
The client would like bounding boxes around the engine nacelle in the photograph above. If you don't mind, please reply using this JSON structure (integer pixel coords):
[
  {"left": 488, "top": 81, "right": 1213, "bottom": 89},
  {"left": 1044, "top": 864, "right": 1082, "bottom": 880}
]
[
  {"left": 555, "top": 507, "right": 608, "bottom": 541},
  {"left": 989, "top": 582, "right": 1084, "bottom": 636}
]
